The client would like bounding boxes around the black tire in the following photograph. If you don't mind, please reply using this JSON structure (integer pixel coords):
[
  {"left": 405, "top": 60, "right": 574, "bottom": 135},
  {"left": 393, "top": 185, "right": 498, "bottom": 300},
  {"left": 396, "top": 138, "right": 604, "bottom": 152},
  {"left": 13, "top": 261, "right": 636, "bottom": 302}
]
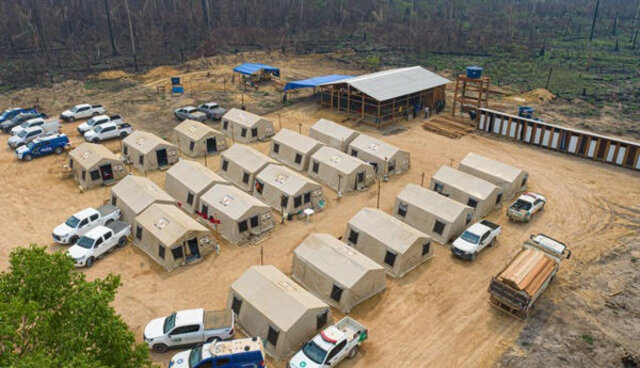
[
  {"left": 69, "top": 236, "right": 79, "bottom": 244},
  {"left": 24, "top": 154, "right": 32, "bottom": 161},
  {"left": 85, "top": 257, "right": 95, "bottom": 268},
  {"left": 541, "top": 202, "right": 545, "bottom": 211},
  {"left": 92, "top": 138, "right": 100, "bottom": 143},
  {"left": 152, "top": 344, "right": 168, "bottom": 353},
  {"left": 54, "top": 146, "right": 63, "bottom": 154},
  {"left": 488, "top": 238, "right": 496, "bottom": 247},
  {"left": 120, "top": 131, "right": 128, "bottom": 138},
  {"left": 348, "top": 345, "right": 359, "bottom": 359},
  {"left": 206, "top": 337, "right": 219, "bottom": 343},
  {"left": 69, "top": 117, "right": 75, "bottom": 122},
  {"left": 470, "top": 252, "right": 477, "bottom": 261},
  {"left": 92, "top": 112, "right": 99, "bottom": 116},
  {"left": 117, "top": 236, "right": 127, "bottom": 248}
]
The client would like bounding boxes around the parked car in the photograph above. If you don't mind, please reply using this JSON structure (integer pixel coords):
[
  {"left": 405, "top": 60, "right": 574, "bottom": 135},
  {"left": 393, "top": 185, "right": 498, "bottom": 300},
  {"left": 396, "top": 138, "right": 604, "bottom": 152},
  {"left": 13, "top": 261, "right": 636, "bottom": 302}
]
[
  {"left": 67, "top": 221, "right": 130, "bottom": 267},
  {"left": 198, "top": 102, "right": 226, "bottom": 120},
  {"left": 10, "top": 117, "right": 60, "bottom": 135},
  {"left": 507, "top": 192, "right": 546, "bottom": 222},
  {"left": 1, "top": 111, "right": 46, "bottom": 133},
  {"left": 168, "top": 337, "right": 266, "bottom": 368},
  {"left": 8, "top": 124, "right": 60, "bottom": 148},
  {"left": 143, "top": 308, "right": 235, "bottom": 353},
  {"left": 77, "top": 114, "right": 124, "bottom": 134},
  {"left": 0, "top": 107, "right": 37, "bottom": 124},
  {"left": 451, "top": 220, "right": 502, "bottom": 261},
  {"left": 488, "top": 234, "right": 571, "bottom": 319},
  {"left": 289, "top": 317, "right": 367, "bottom": 368},
  {"left": 60, "top": 104, "right": 106, "bottom": 122},
  {"left": 84, "top": 122, "right": 132, "bottom": 142},
  {"left": 15, "top": 133, "right": 70, "bottom": 161},
  {"left": 174, "top": 106, "right": 206, "bottom": 122},
  {"left": 52, "top": 205, "right": 121, "bottom": 245}
]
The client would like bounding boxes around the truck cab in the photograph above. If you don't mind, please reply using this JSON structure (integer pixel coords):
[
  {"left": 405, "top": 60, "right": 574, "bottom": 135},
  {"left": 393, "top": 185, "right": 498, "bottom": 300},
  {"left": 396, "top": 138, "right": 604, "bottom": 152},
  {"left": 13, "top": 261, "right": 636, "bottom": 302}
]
[
  {"left": 11, "top": 117, "right": 46, "bottom": 135},
  {"left": 52, "top": 205, "right": 121, "bottom": 244},
  {"left": 289, "top": 318, "right": 367, "bottom": 368},
  {"left": 169, "top": 337, "right": 266, "bottom": 368},
  {"left": 451, "top": 220, "right": 502, "bottom": 260},
  {"left": 0, "top": 107, "right": 36, "bottom": 124},
  {"left": 144, "top": 308, "right": 235, "bottom": 353},
  {"left": 84, "top": 121, "right": 132, "bottom": 142},
  {"left": 77, "top": 114, "right": 123, "bottom": 134},
  {"left": 60, "top": 104, "right": 105, "bottom": 122},
  {"left": 67, "top": 221, "right": 130, "bottom": 267},
  {"left": 15, "top": 133, "right": 70, "bottom": 161},
  {"left": 8, "top": 126, "right": 46, "bottom": 148}
]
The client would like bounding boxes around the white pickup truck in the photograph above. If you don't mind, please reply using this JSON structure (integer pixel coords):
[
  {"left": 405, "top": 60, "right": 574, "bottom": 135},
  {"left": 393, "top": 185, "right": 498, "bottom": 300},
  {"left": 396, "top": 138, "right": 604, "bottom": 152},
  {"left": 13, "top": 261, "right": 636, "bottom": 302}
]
[
  {"left": 7, "top": 124, "right": 61, "bottom": 148},
  {"left": 289, "top": 317, "right": 367, "bottom": 368},
  {"left": 77, "top": 114, "right": 124, "bottom": 134},
  {"left": 84, "top": 122, "right": 133, "bottom": 142},
  {"left": 67, "top": 221, "right": 131, "bottom": 267},
  {"left": 507, "top": 192, "right": 546, "bottom": 222},
  {"left": 144, "top": 308, "right": 235, "bottom": 353},
  {"left": 60, "top": 104, "right": 106, "bottom": 122},
  {"left": 52, "top": 205, "right": 121, "bottom": 244},
  {"left": 451, "top": 220, "right": 502, "bottom": 261},
  {"left": 10, "top": 117, "right": 61, "bottom": 136}
]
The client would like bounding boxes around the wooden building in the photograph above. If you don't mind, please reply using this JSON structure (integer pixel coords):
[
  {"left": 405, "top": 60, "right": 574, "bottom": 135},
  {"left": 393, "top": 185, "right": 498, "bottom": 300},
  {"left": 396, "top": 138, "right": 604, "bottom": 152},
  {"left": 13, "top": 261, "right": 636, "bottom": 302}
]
[
  {"left": 319, "top": 66, "right": 450, "bottom": 127},
  {"left": 477, "top": 108, "right": 640, "bottom": 171}
]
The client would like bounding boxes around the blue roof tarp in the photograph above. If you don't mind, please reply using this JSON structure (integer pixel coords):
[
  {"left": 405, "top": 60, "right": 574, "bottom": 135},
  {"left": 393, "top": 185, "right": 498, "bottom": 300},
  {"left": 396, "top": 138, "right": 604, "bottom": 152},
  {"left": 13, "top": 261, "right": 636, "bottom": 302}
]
[
  {"left": 284, "top": 74, "right": 354, "bottom": 91},
  {"left": 233, "top": 63, "right": 280, "bottom": 77}
]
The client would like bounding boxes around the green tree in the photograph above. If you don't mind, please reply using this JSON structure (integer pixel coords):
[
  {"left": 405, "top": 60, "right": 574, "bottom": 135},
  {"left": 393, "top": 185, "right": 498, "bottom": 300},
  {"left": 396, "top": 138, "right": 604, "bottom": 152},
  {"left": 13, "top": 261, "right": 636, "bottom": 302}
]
[{"left": 0, "top": 245, "right": 155, "bottom": 368}]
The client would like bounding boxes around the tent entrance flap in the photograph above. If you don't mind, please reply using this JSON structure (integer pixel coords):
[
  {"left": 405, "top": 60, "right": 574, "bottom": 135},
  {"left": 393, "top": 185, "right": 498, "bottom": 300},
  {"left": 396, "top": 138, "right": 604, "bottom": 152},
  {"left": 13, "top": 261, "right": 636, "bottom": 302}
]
[
  {"left": 156, "top": 149, "right": 168, "bottom": 167},
  {"left": 206, "top": 137, "right": 217, "bottom": 153},
  {"left": 99, "top": 164, "right": 114, "bottom": 182},
  {"left": 185, "top": 238, "right": 200, "bottom": 262}
]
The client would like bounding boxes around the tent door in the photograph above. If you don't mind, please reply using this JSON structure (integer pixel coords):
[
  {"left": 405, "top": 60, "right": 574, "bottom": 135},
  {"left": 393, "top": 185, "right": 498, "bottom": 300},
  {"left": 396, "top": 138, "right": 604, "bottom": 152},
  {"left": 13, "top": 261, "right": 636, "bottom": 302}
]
[
  {"left": 185, "top": 238, "right": 200, "bottom": 262},
  {"left": 370, "top": 162, "right": 379, "bottom": 173},
  {"left": 156, "top": 149, "right": 168, "bottom": 167},
  {"left": 99, "top": 164, "right": 114, "bottom": 182},
  {"left": 355, "top": 172, "right": 365, "bottom": 190},
  {"left": 206, "top": 137, "right": 217, "bottom": 153}
]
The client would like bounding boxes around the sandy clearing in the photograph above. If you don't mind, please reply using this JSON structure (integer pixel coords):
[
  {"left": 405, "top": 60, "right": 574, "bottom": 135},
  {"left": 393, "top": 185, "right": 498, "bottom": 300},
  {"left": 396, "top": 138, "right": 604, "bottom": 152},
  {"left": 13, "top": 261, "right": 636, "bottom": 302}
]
[{"left": 0, "top": 99, "right": 638, "bottom": 368}]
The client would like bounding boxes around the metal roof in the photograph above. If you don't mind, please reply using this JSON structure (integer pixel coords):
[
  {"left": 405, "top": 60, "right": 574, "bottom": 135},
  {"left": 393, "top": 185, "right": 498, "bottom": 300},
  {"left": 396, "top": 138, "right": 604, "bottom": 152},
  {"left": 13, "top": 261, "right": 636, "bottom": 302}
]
[{"left": 322, "top": 66, "right": 450, "bottom": 101}]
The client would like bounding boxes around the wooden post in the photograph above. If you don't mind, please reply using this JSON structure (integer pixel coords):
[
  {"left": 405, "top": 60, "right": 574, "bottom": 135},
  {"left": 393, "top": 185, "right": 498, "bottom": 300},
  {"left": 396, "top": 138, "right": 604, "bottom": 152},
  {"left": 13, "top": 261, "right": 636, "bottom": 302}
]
[
  {"left": 376, "top": 180, "right": 381, "bottom": 209},
  {"left": 260, "top": 244, "right": 264, "bottom": 265},
  {"left": 420, "top": 172, "right": 425, "bottom": 187},
  {"left": 361, "top": 94, "right": 365, "bottom": 120},
  {"left": 298, "top": 123, "right": 302, "bottom": 134},
  {"left": 330, "top": 87, "right": 334, "bottom": 111},
  {"left": 204, "top": 152, "right": 208, "bottom": 167},
  {"left": 278, "top": 113, "right": 282, "bottom": 131},
  {"left": 347, "top": 86, "right": 351, "bottom": 113}
]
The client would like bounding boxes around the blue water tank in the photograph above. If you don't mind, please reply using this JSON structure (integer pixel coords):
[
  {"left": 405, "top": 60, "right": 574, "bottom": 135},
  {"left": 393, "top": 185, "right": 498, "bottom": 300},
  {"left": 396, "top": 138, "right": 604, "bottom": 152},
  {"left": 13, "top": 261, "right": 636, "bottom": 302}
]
[
  {"left": 171, "top": 86, "right": 184, "bottom": 94},
  {"left": 518, "top": 106, "right": 534, "bottom": 119},
  {"left": 466, "top": 66, "right": 483, "bottom": 79},
  {"left": 171, "top": 77, "right": 181, "bottom": 85}
]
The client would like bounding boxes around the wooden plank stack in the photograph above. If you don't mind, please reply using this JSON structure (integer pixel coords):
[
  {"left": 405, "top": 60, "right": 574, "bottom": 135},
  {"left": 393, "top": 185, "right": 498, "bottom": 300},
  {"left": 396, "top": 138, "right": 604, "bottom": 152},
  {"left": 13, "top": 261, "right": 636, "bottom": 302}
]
[
  {"left": 497, "top": 248, "right": 556, "bottom": 297},
  {"left": 422, "top": 115, "right": 475, "bottom": 139}
]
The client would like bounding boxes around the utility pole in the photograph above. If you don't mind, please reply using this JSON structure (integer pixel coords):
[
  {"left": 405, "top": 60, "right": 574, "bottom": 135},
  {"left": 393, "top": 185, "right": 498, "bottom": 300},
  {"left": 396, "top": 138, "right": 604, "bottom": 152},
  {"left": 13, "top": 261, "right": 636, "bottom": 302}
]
[
  {"left": 589, "top": 0, "right": 600, "bottom": 42},
  {"left": 420, "top": 172, "right": 425, "bottom": 187},
  {"left": 376, "top": 180, "right": 381, "bottom": 209}
]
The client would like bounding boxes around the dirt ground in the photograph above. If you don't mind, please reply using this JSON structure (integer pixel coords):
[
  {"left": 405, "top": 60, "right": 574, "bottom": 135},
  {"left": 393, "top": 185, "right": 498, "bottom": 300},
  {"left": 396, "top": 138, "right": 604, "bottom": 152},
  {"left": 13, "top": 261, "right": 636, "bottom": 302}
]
[{"left": 0, "top": 53, "right": 638, "bottom": 367}]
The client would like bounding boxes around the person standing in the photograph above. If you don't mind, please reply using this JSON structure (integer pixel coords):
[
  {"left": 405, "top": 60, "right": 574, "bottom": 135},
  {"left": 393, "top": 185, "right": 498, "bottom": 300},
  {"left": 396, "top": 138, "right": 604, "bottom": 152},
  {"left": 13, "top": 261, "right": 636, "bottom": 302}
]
[{"left": 424, "top": 106, "right": 430, "bottom": 118}]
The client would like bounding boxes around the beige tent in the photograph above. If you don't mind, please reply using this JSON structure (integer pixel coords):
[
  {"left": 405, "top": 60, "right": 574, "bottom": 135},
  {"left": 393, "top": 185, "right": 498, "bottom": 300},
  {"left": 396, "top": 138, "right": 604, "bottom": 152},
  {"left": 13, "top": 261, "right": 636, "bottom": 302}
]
[
  {"left": 199, "top": 184, "right": 275, "bottom": 245},
  {"left": 345, "top": 208, "right": 434, "bottom": 278},
  {"left": 228, "top": 265, "right": 332, "bottom": 360},
  {"left": 392, "top": 184, "right": 473, "bottom": 244},
  {"left": 348, "top": 134, "right": 410, "bottom": 176},
  {"left": 292, "top": 233, "right": 386, "bottom": 313},
  {"left": 219, "top": 144, "right": 279, "bottom": 192},
  {"left": 165, "top": 159, "right": 228, "bottom": 214},
  {"left": 110, "top": 175, "right": 175, "bottom": 225},
  {"left": 458, "top": 152, "right": 528, "bottom": 200},
  {"left": 254, "top": 164, "right": 326, "bottom": 216},
  {"left": 134, "top": 204, "right": 213, "bottom": 272},
  {"left": 173, "top": 119, "right": 228, "bottom": 157},
  {"left": 68, "top": 143, "right": 126, "bottom": 189},
  {"left": 430, "top": 165, "right": 503, "bottom": 221},
  {"left": 270, "top": 129, "right": 324, "bottom": 171},
  {"left": 221, "top": 108, "right": 274, "bottom": 143},
  {"left": 308, "top": 146, "right": 375, "bottom": 193},
  {"left": 122, "top": 131, "right": 179, "bottom": 171},
  {"left": 309, "top": 118, "right": 359, "bottom": 152}
]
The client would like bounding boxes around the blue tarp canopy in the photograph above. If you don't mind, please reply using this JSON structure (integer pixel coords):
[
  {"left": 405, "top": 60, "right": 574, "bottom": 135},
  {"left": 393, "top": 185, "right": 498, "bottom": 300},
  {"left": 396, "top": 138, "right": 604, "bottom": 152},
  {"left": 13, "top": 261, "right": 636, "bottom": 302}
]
[
  {"left": 233, "top": 63, "right": 280, "bottom": 77},
  {"left": 284, "top": 74, "right": 354, "bottom": 91}
]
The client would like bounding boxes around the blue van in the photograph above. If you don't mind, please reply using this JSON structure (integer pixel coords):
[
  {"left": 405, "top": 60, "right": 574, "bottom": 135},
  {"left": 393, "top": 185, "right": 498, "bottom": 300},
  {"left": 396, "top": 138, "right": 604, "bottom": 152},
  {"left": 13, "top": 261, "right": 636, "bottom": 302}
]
[
  {"left": 15, "top": 133, "right": 70, "bottom": 161},
  {"left": 168, "top": 337, "right": 266, "bottom": 368},
  {"left": 0, "top": 107, "right": 37, "bottom": 123}
]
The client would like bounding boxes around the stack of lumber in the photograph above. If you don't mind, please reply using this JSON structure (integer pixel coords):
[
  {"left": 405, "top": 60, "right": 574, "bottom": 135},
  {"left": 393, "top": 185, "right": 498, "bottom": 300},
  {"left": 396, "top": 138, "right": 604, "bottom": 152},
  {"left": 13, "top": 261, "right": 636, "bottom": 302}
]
[
  {"left": 422, "top": 115, "right": 475, "bottom": 139},
  {"left": 497, "top": 249, "right": 556, "bottom": 297}
]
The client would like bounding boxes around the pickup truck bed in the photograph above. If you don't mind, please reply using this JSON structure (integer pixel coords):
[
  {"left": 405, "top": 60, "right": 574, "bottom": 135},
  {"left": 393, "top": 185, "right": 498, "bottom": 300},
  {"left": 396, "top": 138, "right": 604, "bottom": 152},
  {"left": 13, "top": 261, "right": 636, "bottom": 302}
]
[
  {"left": 335, "top": 317, "right": 366, "bottom": 343},
  {"left": 97, "top": 204, "right": 119, "bottom": 217},
  {"left": 479, "top": 220, "right": 500, "bottom": 230},
  {"left": 106, "top": 220, "right": 129, "bottom": 235},
  {"left": 203, "top": 309, "right": 232, "bottom": 330}
]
